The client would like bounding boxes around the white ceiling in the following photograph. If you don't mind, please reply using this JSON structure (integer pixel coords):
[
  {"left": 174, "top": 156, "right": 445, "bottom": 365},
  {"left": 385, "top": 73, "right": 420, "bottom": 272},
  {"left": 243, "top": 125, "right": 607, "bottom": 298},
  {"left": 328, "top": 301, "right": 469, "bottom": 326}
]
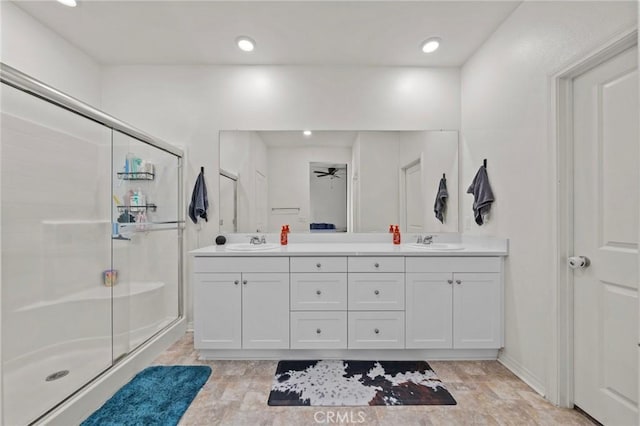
[
  {"left": 13, "top": 1, "right": 521, "bottom": 66},
  {"left": 258, "top": 131, "right": 358, "bottom": 148}
]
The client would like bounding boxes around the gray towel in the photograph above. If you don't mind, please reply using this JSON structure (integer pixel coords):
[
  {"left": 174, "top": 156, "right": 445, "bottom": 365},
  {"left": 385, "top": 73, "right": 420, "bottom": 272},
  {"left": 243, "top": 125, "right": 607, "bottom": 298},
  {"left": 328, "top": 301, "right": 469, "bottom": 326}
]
[
  {"left": 189, "top": 170, "right": 208, "bottom": 224},
  {"left": 467, "top": 166, "right": 494, "bottom": 225},
  {"left": 434, "top": 177, "right": 448, "bottom": 223}
]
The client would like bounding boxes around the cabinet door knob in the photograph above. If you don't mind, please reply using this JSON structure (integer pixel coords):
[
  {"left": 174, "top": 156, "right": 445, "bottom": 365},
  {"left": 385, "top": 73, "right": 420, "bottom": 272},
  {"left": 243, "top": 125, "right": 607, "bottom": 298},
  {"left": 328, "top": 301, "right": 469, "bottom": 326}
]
[
  {"left": 447, "top": 279, "right": 453, "bottom": 284},
  {"left": 455, "top": 279, "right": 461, "bottom": 285},
  {"left": 316, "top": 263, "right": 322, "bottom": 268},
  {"left": 374, "top": 263, "right": 380, "bottom": 268},
  {"left": 242, "top": 280, "right": 248, "bottom": 285},
  {"left": 374, "top": 290, "right": 380, "bottom": 295},
  {"left": 374, "top": 328, "right": 380, "bottom": 334},
  {"left": 316, "top": 328, "right": 322, "bottom": 334},
  {"left": 234, "top": 280, "right": 239, "bottom": 285},
  {"left": 316, "top": 290, "right": 322, "bottom": 295}
]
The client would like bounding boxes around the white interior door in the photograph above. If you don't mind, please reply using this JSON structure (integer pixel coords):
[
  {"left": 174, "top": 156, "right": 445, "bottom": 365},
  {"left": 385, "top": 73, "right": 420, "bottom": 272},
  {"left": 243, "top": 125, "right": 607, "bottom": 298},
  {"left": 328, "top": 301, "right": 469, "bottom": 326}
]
[
  {"left": 404, "top": 161, "right": 423, "bottom": 232},
  {"left": 573, "top": 45, "right": 638, "bottom": 425}
]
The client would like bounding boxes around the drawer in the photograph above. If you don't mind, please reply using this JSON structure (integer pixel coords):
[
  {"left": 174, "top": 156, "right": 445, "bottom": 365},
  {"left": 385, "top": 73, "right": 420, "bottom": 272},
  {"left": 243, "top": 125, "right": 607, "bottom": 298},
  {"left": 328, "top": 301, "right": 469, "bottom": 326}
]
[
  {"left": 405, "top": 257, "right": 501, "bottom": 273},
  {"left": 348, "top": 311, "right": 405, "bottom": 349},
  {"left": 348, "top": 273, "right": 405, "bottom": 311},
  {"left": 291, "top": 311, "right": 347, "bottom": 349},
  {"left": 193, "top": 256, "right": 289, "bottom": 273},
  {"left": 291, "top": 273, "right": 347, "bottom": 311},
  {"left": 290, "top": 257, "right": 347, "bottom": 273},
  {"left": 348, "top": 257, "right": 404, "bottom": 273}
]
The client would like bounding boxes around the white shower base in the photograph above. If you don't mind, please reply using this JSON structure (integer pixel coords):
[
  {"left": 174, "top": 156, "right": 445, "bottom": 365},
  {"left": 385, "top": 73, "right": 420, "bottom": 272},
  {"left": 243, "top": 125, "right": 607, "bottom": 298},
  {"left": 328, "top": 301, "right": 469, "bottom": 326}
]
[{"left": 3, "top": 281, "right": 175, "bottom": 425}]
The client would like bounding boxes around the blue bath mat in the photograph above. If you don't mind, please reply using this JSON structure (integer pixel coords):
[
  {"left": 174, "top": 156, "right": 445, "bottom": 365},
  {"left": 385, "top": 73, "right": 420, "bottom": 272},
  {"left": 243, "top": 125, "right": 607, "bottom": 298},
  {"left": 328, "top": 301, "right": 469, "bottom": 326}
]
[{"left": 81, "top": 365, "right": 211, "bottom": 426}]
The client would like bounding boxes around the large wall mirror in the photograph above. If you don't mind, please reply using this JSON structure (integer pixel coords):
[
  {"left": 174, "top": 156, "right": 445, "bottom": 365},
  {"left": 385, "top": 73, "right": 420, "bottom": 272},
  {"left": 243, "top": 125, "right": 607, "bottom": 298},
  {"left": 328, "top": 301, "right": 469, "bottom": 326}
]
[{"left": 219, "top": 130, "right": 458, "bottom": 233}]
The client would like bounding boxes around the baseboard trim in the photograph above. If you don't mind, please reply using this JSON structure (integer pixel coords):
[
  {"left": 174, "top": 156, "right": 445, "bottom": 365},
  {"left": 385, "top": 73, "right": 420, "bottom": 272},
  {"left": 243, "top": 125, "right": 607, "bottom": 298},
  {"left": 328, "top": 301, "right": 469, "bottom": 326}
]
[
  {"left": 197, "top": 348, "right": 499, "bottom": 361},
  {"left": 37, "top": 318, "right": 186, "bottom": 425},
  {"left": 498, "top": 352, "right": 546, "bottom": 397}
]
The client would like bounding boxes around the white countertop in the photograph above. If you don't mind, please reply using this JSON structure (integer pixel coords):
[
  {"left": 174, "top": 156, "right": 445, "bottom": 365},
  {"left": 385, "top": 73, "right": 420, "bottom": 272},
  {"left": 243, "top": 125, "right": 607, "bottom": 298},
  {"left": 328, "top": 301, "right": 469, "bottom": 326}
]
[{"left": 190, "top": 235, "right": 508, "bottom": 257}]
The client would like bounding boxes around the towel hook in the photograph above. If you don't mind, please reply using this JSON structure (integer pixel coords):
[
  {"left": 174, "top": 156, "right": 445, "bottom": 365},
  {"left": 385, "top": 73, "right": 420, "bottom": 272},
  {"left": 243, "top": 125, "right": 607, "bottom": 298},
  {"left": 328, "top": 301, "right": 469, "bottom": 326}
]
[
  {"left": 483, "top": 159, "right": 487, "bottom": 168},
  {"left": 200, "top": 166, "right": 204, "bottom": 174},
  {"left": 442, "top": 173, "right": 446, "bottom": 179}
]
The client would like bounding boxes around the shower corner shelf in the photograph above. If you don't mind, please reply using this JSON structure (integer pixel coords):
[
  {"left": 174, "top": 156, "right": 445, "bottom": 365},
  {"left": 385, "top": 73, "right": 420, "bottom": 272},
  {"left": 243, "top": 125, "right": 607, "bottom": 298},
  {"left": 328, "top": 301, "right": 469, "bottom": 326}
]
[
  {"left": 116, "top": 204, "right": 157, "bottom": 213},
  {"left": 117, "top": 172, "right": 155, "bottom": 180}
]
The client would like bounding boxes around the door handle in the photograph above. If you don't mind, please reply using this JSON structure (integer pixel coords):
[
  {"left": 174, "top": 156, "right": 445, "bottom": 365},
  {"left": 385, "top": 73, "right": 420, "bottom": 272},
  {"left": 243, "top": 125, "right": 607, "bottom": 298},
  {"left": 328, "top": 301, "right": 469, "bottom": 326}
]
[{"left": 568, "top": 256, "right": 590, "bottom": 269}]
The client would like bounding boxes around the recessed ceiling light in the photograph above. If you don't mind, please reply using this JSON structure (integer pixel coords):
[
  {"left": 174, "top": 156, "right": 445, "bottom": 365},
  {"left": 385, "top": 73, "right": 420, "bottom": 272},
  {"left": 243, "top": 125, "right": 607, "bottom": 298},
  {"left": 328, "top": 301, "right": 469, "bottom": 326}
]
[
  {"left": 421, "top": 37, "right": 441, "bottom": 53},
  {"left": 303, "top": 130, "right": 312, "bottom": 136},
  {"left": 236, "top": 36, "right": 255, "bottom": 52},
  {"left": 57, "top": 0, "right": 77, "bottom": 6}
]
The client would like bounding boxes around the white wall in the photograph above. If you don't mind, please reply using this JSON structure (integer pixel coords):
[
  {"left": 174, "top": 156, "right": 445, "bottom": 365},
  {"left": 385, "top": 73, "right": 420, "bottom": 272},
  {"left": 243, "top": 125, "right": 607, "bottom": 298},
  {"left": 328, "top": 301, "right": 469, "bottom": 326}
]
[
  {"left": 354, "top": 132, "right": 400, "bottom": 232},
  {"left": 100, "top": 65, "right": 461, "bottom": 324},
  {"left": 0, "top": 1, "right": 102, "bottom": 106},
  {"left": 460, "top": 0, "right": 637, "bottom": 400},
  {"left": 268, "top": 146, "right": 352, "bottom": 232}
]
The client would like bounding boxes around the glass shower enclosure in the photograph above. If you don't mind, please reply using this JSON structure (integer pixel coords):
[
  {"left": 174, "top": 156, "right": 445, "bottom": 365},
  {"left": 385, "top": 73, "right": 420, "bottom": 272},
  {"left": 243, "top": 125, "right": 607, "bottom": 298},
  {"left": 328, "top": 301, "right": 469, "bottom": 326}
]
[{"left": 0, "top": 63, "right": 183, "bottom": 425}]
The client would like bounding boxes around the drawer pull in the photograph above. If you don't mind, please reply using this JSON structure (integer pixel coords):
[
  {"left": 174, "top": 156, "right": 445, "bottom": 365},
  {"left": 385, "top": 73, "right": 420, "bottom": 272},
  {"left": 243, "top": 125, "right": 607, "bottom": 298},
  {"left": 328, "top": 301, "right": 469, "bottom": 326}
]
[
  {"left": 316, "top": 290, "right": 322, "bottom": 295},
  {"left": 316, "top": 328, "right": 322, "bottom": 334},
  {"left": 455, "top": 279, "right": 462, "bottom": 285},
  {"left": 374, "top": 263, "right": 380, "bottom": 268},
  {"left": 234, "top": 280, "right": 239, "bottom": 285},
  {"left": 447, "top": 279, "right": 453, "bottom": 285},
  {"left": 374, "top": 290, "right": 380, "bottom": 295},
  {"left": 242, "top": 280, "right": 248, "bottom": 285},
  {"left": 374, "top": 328, "right": 380, "bottom": 334},
  {"left": 316, "top": 263, "right": 322, "bottom": 268}
]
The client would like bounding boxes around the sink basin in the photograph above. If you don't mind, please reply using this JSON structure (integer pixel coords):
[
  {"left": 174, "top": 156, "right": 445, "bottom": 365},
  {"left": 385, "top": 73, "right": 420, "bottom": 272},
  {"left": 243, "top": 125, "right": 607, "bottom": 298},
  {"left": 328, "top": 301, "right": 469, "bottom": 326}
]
[
  {"left": 405, "top": 243, "right": 465, "bottom": 251},
  {"left": 225, "top": 243, "right": 280, "bottom": 252}
]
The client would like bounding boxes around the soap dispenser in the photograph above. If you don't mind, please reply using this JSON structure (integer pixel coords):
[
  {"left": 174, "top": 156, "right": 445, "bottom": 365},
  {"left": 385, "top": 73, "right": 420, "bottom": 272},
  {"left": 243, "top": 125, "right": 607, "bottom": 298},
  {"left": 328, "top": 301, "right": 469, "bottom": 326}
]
[
  {"left": 393, "top": 225, "right": 401, "bottom": 245},
  {"left": 280, "top": 225, "right": 288, "bottom": 246}
]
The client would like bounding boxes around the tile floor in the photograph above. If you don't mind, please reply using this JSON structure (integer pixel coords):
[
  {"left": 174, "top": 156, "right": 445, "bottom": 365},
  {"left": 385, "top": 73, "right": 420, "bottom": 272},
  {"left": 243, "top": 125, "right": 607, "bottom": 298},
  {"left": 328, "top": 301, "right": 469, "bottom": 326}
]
[{"left": 152, "top": 333, "right": 593, "bottom": 425}]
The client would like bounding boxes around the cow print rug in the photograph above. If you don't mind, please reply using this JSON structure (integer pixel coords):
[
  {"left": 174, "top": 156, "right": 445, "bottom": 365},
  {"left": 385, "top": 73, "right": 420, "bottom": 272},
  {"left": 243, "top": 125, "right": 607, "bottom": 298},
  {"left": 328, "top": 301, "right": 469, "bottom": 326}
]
[{"left": 267, "top": 360, "right": 457, "bottom": 406}]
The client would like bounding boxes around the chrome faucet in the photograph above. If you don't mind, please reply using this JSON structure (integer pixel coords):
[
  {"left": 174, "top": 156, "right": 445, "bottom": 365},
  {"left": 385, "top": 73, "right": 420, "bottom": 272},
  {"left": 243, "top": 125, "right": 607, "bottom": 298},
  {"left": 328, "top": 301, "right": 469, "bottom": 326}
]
[
  {"left": 249, "top": 235, "right": 266, "bottom": 245},
  {"left": 416, "top": 235, "right": 434, "bottom": 244}
]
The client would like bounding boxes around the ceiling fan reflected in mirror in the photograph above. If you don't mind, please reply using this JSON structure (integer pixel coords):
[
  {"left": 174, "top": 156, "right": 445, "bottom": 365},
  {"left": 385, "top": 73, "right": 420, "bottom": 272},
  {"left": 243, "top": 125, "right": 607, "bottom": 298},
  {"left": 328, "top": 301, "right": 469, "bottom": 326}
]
[{"left": 313, "top": 167, "right": 345, "bottom": 178}]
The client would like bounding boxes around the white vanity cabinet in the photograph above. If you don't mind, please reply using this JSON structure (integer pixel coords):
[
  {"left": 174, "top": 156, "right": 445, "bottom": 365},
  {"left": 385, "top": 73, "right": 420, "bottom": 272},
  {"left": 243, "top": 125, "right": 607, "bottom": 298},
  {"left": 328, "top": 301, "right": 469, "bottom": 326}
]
[
  {"left": 191, "top": 243, "right": 506, "bottom": 359},
  {"left": 193, "top": 257, "right": 290, "bottom": 350},
  {"left": 405, "top": 257, "right": 502, "bottom": 349}
]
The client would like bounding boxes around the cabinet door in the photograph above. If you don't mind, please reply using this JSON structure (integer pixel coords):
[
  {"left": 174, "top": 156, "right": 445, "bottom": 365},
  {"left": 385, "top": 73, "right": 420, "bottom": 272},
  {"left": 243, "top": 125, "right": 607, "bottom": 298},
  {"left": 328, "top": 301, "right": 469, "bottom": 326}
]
[
  {"left": 405, "top": 273, "right": 453, "bottom": 349},
  {"left": 242, "top": 273, "right": 290, "bottom": 349},
  {"left": 194, "top": 273, "right": 241, "bottom": 349},
  {"left": 453, "top": 273, "right": 501, "bottom": 349}
]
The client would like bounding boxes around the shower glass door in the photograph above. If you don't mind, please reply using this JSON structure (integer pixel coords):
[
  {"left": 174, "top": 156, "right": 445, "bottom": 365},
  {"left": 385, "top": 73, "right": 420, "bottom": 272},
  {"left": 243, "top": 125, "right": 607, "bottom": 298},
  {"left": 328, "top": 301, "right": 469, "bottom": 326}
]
[
  {"left": 1, "top": 85, "right": 113, "bottom": 425},
  {"left": 111, "top": 131, "right": 180, "bottom": 359}
]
